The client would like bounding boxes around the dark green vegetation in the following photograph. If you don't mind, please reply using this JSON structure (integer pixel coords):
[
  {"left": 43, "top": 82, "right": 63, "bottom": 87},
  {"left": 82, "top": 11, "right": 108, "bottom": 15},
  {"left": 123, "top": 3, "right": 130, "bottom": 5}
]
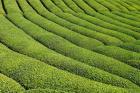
[{"left": 0, "top": 0, "right": 140, "bottom": 93}]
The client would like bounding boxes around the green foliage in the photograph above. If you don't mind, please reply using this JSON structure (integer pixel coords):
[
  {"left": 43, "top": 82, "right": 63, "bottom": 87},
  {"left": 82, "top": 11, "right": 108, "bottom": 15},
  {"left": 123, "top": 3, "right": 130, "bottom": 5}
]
[
  {"left": 0, "top": 43, "right": 133, "bottom": 93},
  {"left": 45, "top": 0, "right": 139, "bottom": 41},
  {"left": 3, "top": 0, "right": 22, "bottom": 14},
  {"left": 93, "top": 45, "right": 140, "bottom": 69},
  {"left": 0, "top": 73, "right": 25, "bottom": 93},
  {"left": 51, "top": 0, "right": 75, "bottom": 14},
  {"left": 73, "top": 13, "right": 139, "bottom": 40},
  {"left": 100, "top": 11, "right": 140, "bottom": 28},
  {"left": 106, "top": 0, "right": 129, "bottom": 12},
  {"left": 0, "top": 0, "right": 5, "bottom": 14},
  {"left": 83, "top": 0, "right": 109, "bottom": 11},
  {"left": 7, "top": 13, "right": 140, "bottom": 88},
  {"left": 24, "top": 12, "right": 103, "bottom": 50},
  {"left": 25, "top": 88, "right": 71, "bottom": 93},
  {"left": 95, "top": 0, "right": 121, "bottom": 11},
  {"left": 119, "top": 43, "right": 140, "bottom": 53},
  {"left": 113, "top": 11, "right": 140, "bottom": 22},
  {"left": 1, "top": 0, "right": 140, "bottom": 92},
  {"left": 63, "top": 0, "right": 85, "bottom": 13},
  {"left": 22, "top": 0, "right": 123, "bottom": 46},
  {"left": 116, "top": 0, "right": 137, "bottom": 11},
  {"left": 68, "top": 0, "right": 140, "bottom": 33}
]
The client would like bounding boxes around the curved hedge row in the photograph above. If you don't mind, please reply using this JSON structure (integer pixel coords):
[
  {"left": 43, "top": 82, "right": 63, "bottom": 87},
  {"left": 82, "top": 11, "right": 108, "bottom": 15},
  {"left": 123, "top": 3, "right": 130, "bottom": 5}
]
[
  {"left": 73, "top": 13, "right": 140, "bottom": 40},
  {"left": 83, "top": 0, "right": 109, "bottom": 11},
  {"left": 7, "top": 13, "right": 140, "bottom": 88},
  {"left": 24, "top": 88, "right": 71, "bottom": 93},
  {"left": 4, "top": 0, "right": 104, "bottom": 50},
  {"left": 113, "top": 11, "right": 140, "bottom": 22},
  {"left": 1, "top": 14, "right": 140, "bottom": 88},
  {"left": 23, "top": 0, "right": 123, "bottom": 45},
  {"left": 51, "top": 0, "right": 75, "bottom": 14},
  {"left": 0, "top": 43, "right": 134, "bottom": 93},
  {"left": 106, "top": 0, "right": 129, "bottom": 12},
  {"left": 25, "top": 13, "right": 104, "bottom": 49},
  {"left": 59, "top": 0, "right": 140, "bottom": 35},
  {"left": 0, "top": 73, "right": 25, "bottom": 93},
  {"left": 3, "top": 0, "right": 22, "bottom": 14},
  {"left": 70, "top": 0, "right": 140, "bottom": 33},
  {"left": 93, "top": 45, "right": 140, "bottom": 69},
  {"left": 116, "top": 0, "right": 137, "bottom": 11},
  {"left": 62, "top": 0, "right": 85, "bottom": 13},
  {"left": 133, "top": 40, "right": 140, "bottom": 45},
  {"left": 100, "top": 11, "right": 140, "bottom": 28},
  {"left": 128, "top": 0, "right": 140, "bottom": 6},
  {"left": 72, "top": 0, "right": 140, "bottom": 34},
  {"left": 119, "top": 43, "right": 140, "bottom": 53},
  {"left": 122, "top": 0, "right": 140, "bottom": 10},
  {"left": 53, "top": 0, "right": 140, "bottom": 39},
  {"left": 0, "top": 0, "right": 5, "bottom": 14},
  {"left": 41, "top": 0, "right": 136, "bottom": 43},
  {"left": 95, "top": 0, "right": 121, "bottom": 11}
]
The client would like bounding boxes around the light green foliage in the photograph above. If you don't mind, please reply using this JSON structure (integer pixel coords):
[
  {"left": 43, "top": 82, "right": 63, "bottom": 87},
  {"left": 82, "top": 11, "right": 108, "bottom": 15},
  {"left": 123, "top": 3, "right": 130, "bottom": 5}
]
[
  {"left": 0, "top": 0, "right": 5, "bottom": 14},
  {"left": 63, "top": 0, "right": 85, "bottom": 13},
  {"left": 7, "top": 13, "right": 140, "bottom": 88},
  {"left": 22, "top": 0, "right": 123, "bottom": 45},
  {"left": 0, "top": 73, "right": 25, "bottom": 93},
  {"left": 93, "top": 45, "right": 140, "bottom": 69},
  {"left": 1, "top": 0, "right": 140, "bottom": 92},
  {"left": 0, "top": 43, "right": 133, "bottom": 93},
  {"left": 3, "top": 0, "right": 22, "bottom": 14},
  {"left": 25, "top": 88, "right": 71, "bottom": 93}
]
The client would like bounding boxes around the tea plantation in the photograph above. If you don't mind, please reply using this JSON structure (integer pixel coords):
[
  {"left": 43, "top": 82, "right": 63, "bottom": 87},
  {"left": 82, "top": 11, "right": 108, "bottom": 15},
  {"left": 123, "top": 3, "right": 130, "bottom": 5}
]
[{"left": 0, "top": 0, "right": 140, "bottom": 93}]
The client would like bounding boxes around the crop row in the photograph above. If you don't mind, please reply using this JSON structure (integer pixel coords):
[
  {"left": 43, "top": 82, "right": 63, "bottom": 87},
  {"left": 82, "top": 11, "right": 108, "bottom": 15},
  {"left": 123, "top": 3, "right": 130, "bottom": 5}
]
[
  {"left": 41, "top": 0, "right": 140, "bottom": 41},
  {"left": 3, "top": 0, "right": 140, "bottom": 86},
  {"left": 40, "top": 0, "right": 138, "bottom": 42},
  {"left": 21, "top": 0, "right": 124, "bottom": 45},
  {"left": 60, "top": 0, "right": 140, "bottom": 33},
  {"left": 24, "top": 1, "right": 127, "bottom": 45},
  {"left": 93, "top": 45, "right": 140, "bottom": 69},
  {"left": 0, "top": 43, "right": 134, "bottom": 93},
  {"left": 24, "top": 88, "right": 71, "bottom": 93},
  {"left": 7, "top": 12, "right": 140, "bottom": 88},
  {"left": 83, "top": 0, "right": 140, "bottom": 12},
  {"left": 51, "top": 0, "right": 140, "bottom": 33},
  {"left": 0, "top": 73, "right": 24, "bottom": 93}
]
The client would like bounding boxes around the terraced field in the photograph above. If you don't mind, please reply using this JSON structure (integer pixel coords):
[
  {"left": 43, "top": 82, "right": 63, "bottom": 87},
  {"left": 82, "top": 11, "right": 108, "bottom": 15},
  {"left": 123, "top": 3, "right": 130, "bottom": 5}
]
[{"left": 0, "top": 0, "right": 140, "bottom": 93}]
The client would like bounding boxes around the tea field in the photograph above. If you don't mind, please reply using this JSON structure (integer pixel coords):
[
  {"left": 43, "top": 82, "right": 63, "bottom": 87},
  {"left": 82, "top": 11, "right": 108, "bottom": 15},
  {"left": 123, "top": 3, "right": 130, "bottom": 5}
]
[{"left": 0, "top": 0, "right": 140, "bottom": 93}]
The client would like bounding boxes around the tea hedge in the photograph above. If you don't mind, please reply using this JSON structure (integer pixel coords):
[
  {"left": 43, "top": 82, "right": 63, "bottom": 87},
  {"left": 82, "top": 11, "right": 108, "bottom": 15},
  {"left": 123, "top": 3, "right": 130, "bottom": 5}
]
[
  {"left": 113, "top": 11, "right": 140, "bottom": 22},
  {"left": 0, "top": 73, "right": 25, "bottom": 93},
  {"left": 62, "top": 0, "right": 85, "bottom": 13},
  {"left": 3, "top": 0, "right": 22, "bottom": 14},
  {"left": 7, "top": 13, "right": 140, "bottom": 88},
  {"left": 1, "top": 0, "right": 140, "bottom": 92},
  {"left": 93, "top": 45, "right": 140, "bottom": 69},
  {"left": 119, "top": 43, "right": 140, "bottom": 53},
  {"left": 42, "top": 0, "right": 136, "bottom": 43},
  {"left": 70, "top": 0, "right": 140, "bottom": 32},
  {"left": 106, "top": 0, "right": 129, "bottom": 12},
  {"left": 0, "top": 43, "right": 133, "bottom": 93},
  {"left": 83, "top": 0, "right": 109, "bottom": 12},
  {"left": 100, "top": 11, "right": 140, "bottom": 28},
  {"left": 51, "top": 0, "right": 75, "bottom": 14},
  {"left": 73, "top": 13, "right": 140, "bottom": 40},
  {"left": 115, "top": 0, "right": 137, "bottom": 11},
  {"left": 24, "top": 88, "right": 71, "bottom": 93},
  {"left": 0, "top": 0, "right": 5, "bottom": 14},
  {"left": 23, "top": 0, "right": 123, "bottom": 45},
  {"left": 95, "top": 0, "right": 121, "bottom": 11},
  {"left": 1, "top": 14, "right": 140, "bottom": 88}
]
